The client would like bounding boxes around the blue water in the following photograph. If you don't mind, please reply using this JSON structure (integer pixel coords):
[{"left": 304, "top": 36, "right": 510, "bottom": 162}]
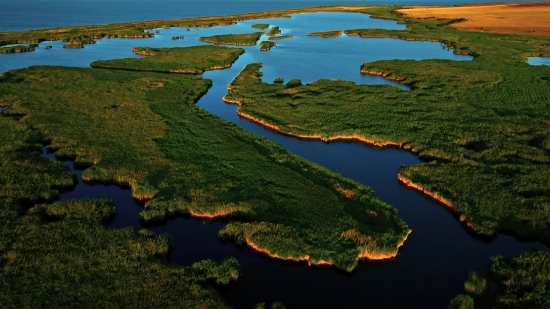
[
  {"left": 3, "top": 7, "right": 546, "bottom": 309},
  {"left": 0, "top": 0, "right": 537, "bottom": 32},
  {"left": 529, "top": 56, "right": 550, "bottom": 66}
]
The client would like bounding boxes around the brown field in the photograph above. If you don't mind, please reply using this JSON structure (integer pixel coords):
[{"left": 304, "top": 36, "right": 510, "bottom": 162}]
[{"left": 397, "top": 2, "right": 550, "bottom": 36}]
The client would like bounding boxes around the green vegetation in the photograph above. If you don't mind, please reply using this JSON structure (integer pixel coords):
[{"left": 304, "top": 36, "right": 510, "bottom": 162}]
[
  {"left": 252, "top": 24, "right": 270, "bottom": 30},
  {"left": 268, "top": 35, "right": 294, "bottom": 40},
  {"left": 224, "top": 6, "right": 550, "bottom": 243},
  {"left": 260, "top": 41, "right": 276, "bottom": 51},
  {"left": 307, "top": 30, "right": 342, "bottom": 38},
  {"left": 199, "top": 32, "right": 263, "bottom": 46},
  {"left": 451, "top": 251, "right": 550, "bottom": 309},
  {"left": 447, "top": 295, "right": 474, "bottom": 309},
  {"left": 0, "top": 112, "right": 238, "bottom": 308},
  {"left": 0, "top": 55, "right": 409, "bottom": 271},
  {"left": 0, "top": 45, "right": 35, "bottom": 53},
  {"left": 267, "top": 26, "right": 282, "bottom": 37},
  {"left": 0, "top": 197, "right": 240, "bottom": 308},
  {"left": 255, "top": 302, "right": 285, "bottom": 309},
  {"left": 91, "top": 45, "right": 244, "bottom": 74}
]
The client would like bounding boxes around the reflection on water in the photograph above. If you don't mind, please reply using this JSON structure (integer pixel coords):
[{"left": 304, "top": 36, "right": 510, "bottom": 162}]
[{"left": 6, "top": 12, "right": 546, "bottom": 309}]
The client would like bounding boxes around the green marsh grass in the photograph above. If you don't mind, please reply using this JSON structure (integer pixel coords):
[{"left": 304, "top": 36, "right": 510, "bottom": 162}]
[
  {"left": 0, "top": 45, "right": 35, "bottom": 53},
  {"left": 252, "top": 24, "right": 270, "bottom": 30},
  {"left": 307, "top": 30, "right": 342, "bottom": 38},
  {"left": 224, "top": 14, "right": 550, "bottom": 242},
  {"left": 0, "top": 62, "right": 409, "bottom": 271},
  {"left": 260, "top": 41, "right": 276, "bottom": 51},
  {"left": 91, "top": 45, "right": 244, "bottom": 74},
  {"left": 267, "top": 26, "right": 281, "bottom": 37},
  {"left": 199, "top": 32, "right": 263, "bottom": 46}
]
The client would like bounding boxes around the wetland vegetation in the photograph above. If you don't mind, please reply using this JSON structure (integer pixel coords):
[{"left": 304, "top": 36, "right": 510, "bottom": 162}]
[
  {"left": 0, "top": 45, "right": 35, "bottom": 53},
  {"left": 252, "top": 24, "right": 270, "bottom": 31},
  {"left": 307, "top": 30, "right": 342, "bottom": 38},
  {"left": 199, "top": 32, "right": 263, "bottom": 46},
  {"left": 0, "top": 116, "right": 239, "bottom": 308},
  {"left": 91, "top": 45, "right": 244, "bottom": 74},
  {"left": 260, "top": 41, "right": 276, "bottom": 51}
]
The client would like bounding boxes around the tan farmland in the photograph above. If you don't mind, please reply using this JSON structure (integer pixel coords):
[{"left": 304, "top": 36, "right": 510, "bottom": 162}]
[{"left": 397, "top": 2, "right": 550, "bottom": 36}]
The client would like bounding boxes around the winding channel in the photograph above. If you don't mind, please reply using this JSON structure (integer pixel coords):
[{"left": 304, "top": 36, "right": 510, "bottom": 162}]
[{"left": 3, "top": 12, "right": 547, "bottom": 309}]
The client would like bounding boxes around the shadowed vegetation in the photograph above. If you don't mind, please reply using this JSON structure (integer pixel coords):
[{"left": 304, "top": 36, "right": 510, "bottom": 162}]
[
  {"left": 260, "top": 41, "right": 276, "bottom": 51},
  {"left": 91, "top": 45, "right": 244, "bottom": 74},
  {"left": 199, "top": 32, "right": 263, "bottom": 46},
  {"left": 450, "top": 251, "right": 550, "bottom": 309},
  {"left": 307, "top": 30, "right": 342, "bottom": 38},
  {"left": 224, "top": 5, "right": 550, "bottom": 243},
  {"left": 0, "top": 59, "right": 409, "bottom": 271},
  {"left": 0, "top": 198, "right": 240, "bottom": 308}
]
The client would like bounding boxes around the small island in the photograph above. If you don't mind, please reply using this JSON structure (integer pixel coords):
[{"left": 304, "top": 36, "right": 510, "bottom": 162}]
[
  {"left": 268, "top": 35, "right": 294, "bottom": 40},
  {"left": 199, "top": 32, "right": 263, "bottom": 46},
  {"left": 267, "top": 26, "right": 282, "bottom": 36},
  {"left": 307, "top": 30, "right": 343, "bottom": 38},
  {"left": 0, "top": 44, "right": 36, "bottom": 53},
  {"left": 91, "top": 45, "right": 244, "bottom": 74},
  {"left": 259, "top": 41, "right": 276, "bottom": 51}
]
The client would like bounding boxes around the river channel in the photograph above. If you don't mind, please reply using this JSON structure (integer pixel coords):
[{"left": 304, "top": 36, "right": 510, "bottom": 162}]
[{"left": 2, "top": 11, "right": 546, "bottom": 309}]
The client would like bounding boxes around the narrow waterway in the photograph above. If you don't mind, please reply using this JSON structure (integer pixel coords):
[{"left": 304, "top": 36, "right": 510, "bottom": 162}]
[{"left": 4, "top": 12, "right": 546, "bottom": 309}]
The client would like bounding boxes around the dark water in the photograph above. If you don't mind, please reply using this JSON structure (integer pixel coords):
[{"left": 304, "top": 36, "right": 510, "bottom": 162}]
[
  {"left": 4, "top": 10, "right": 545, "bottom": 309},
  {"left": 0, "top": 0, "right": 537, "bottom": 32}
]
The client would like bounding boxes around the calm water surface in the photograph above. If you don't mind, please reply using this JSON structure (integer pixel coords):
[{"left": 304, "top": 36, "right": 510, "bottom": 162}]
[{"left": 5, "top": 11, "right": 546, "bottom": 309}]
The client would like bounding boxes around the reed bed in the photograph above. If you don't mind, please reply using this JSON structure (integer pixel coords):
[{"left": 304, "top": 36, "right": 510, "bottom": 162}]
[
  {"left": 199, "top": 32, "right": 263, "bottom": 46},
  {"left": 0, "top": 60, "right": 409, "bottom": 271},
  {"left": 91, "top": 45, "right": 244, "bottom": 74}
]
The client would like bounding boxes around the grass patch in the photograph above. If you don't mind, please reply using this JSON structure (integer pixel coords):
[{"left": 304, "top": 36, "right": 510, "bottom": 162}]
[
  {"left": 260, "top": 41, "right": 276, "bottom": 51},
  {"left": 0, "top": 45, "right": 35, "bottom": 53},
  {"left": 224, "top": 6, "right": 550, "bottom": 243},
  {"left": 199, "top": 32, "right": 263, "bottom": 46},
  {"left": 267, "top": 26, "right": 282, "bottom": 37},
  {"left": 252, "top": 24, "right": 270, "bottom": 30},
  {"left": 450, "top": 251, "right": 550, "bottom": 308},
  {"left": 0, "top": 62, "right": 409, "bottom": 271},
  {"left": 91, "top": 45, "right": 244, "bottom": 74},
  {"left": 0, "top": 115, "right": 238, "bottom": 308},
  {"left": 268, "top": 35, "right": 294, "bottom": 40},
  {"left": 307, "top": 30, "right": 342, "bottom": 38}
]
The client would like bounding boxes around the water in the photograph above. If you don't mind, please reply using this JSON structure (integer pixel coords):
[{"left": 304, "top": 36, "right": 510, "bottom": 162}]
[
  {"left": 0, "top": 0, "right": 537, "bottom": 32},
  {"left": 5, "top": 10, "right": 546, "bottom": 309},
  {"left": 528, "top": 57, "right": 550, "bottom": 66}
]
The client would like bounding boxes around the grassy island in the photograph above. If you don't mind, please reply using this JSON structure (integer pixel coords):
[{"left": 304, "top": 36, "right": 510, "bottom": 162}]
[
  {"left": 0, "top": 46, "right": 410, "bottom": 272},
  {"left": 0, "top": 114, "right": 239, "bottom": 308},
  {"left": 199, "top": 32, "right": 263, "bottom": 46},
  {"left": 91, "top": 45, "right": 244, "bottom": 74},
  {"left": 260, "top": 41, "right": 276, "bottom": 51},
  {"left": 0, "top": 45, "right": 35, "bottom": 53},
  {"left": 267, "top": 26, "right": 282, "bottom": 37},
  {"left": 307, "top": 30, "right": 342, "bottom": 38},
  {"left": 268, "top": 35, "right": 293, "bottom": 40},
  {"left": 252, "top": 24, "right": 270, "bottom": 30}
]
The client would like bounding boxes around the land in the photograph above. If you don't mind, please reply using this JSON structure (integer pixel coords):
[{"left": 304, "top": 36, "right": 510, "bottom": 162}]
[
  {"left": 0, "top": 45, "right": 35, "bottom": 53},
  {"left": 307, "top": 30, "right": 342, "bottom": 38},
  {"left": 398, "top": 2, "right": 550, "bottom": 36},
  {"left": 91, "top": 46, "right": 244, "bottom": 74},
  {"left": 199, "top": 32, "right": 263, "bottom": 46},
  {"left": 268, "top": 35, "right": 294, "bottom": 40},
  {"left": 252, "top": 24, "right": 270, "bottom": 30},
  {"left": 450, "top": 251, "right": 550, "bottom": 309},
  {"left": 267, "top": 26, "right": 282, "bottom": 37},
  {"left": 0, "top": 47, "right": 410, "bottom": 273},
  {"left": 260, "top": 41, "right": 276, "bottom": 51},
  {"left": 0, "top": 115, "right": 239, "bottom": 308}
]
